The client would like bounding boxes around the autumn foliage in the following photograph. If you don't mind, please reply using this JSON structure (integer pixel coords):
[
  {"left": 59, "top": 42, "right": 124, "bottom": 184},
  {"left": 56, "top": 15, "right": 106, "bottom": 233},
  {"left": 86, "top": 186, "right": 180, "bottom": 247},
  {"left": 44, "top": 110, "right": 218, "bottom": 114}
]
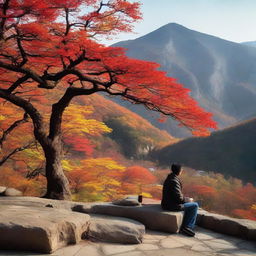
[
  {"left": 0, "top": 0, "right": 217, "bottom": 200},
  {"left": 0, "top": 1, "right": 253, "bottom": 225},
  {"left": 155, "top": 168, "right": 256, "bottom": 221}
]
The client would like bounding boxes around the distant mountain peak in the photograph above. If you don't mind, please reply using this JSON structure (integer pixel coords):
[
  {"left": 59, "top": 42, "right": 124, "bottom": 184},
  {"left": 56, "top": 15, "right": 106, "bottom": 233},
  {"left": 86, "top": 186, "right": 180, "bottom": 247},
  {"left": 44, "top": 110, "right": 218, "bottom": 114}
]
[
  {"left": 113, "top": 22, "right": 256, "bottom": 138},
  {"left": 162, "top": 22, "right": 186, "bottom": 28},
  {"left": 148, "top": 22, "right": 189, "bottom": 34}
]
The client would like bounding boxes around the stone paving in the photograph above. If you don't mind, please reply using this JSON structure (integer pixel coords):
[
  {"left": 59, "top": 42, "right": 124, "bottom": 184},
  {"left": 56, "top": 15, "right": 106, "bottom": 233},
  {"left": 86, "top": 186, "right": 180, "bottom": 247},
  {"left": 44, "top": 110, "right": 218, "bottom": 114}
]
[{"left": 0, "top": 227, "right": 256, "bottom": 256}]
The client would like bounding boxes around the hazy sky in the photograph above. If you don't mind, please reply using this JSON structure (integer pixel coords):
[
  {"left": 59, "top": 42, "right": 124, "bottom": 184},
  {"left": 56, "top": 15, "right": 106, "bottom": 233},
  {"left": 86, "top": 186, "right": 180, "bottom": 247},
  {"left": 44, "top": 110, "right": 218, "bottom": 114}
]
[{"left": 104, "top": 0, "right": 256, "bottom": 45}]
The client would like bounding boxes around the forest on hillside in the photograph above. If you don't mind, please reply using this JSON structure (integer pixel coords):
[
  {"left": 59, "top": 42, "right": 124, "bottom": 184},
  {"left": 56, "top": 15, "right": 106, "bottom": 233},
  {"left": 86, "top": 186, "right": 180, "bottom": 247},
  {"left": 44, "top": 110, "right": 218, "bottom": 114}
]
[
  {"left": 1, "top": 98, "right": 256, "bottom": 221},
  {"left": 0, "top": 0, "right": 255, "bottom": 224}
]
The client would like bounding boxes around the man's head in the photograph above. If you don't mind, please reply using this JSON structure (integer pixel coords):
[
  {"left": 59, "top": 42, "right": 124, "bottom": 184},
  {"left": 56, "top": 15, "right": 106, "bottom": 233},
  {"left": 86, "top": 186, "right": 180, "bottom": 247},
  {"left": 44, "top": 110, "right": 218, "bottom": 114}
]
[{"left": 171, "top": 163, "right": 182, "bottom": 176}]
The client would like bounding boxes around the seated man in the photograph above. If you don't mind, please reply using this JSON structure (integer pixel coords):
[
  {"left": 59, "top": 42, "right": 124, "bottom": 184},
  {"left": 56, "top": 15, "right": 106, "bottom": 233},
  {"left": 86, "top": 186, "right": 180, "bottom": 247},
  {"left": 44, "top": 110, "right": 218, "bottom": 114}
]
[{"left": 161, "top": 163, "right": 198, "bottom": 237}]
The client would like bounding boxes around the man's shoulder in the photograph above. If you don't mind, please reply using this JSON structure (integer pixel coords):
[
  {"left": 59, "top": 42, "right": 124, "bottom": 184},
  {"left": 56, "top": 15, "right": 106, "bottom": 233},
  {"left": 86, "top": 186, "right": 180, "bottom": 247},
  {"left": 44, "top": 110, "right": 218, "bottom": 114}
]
[{"left": 165, "top": 174, "right": 180, "bottom": 184}]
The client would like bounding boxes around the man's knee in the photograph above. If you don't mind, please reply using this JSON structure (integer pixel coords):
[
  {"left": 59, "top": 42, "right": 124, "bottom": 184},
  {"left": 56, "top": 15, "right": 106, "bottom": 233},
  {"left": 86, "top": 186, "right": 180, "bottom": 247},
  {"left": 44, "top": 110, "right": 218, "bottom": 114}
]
[
  {"left": 188, "top": 202, "right": 199, "bottom": 209},
  {"left": 184, "top": 202, "right": 199, "bottom": 209},
  {"left": 193, "top": 202, "right": 199, "bottom": 208}
]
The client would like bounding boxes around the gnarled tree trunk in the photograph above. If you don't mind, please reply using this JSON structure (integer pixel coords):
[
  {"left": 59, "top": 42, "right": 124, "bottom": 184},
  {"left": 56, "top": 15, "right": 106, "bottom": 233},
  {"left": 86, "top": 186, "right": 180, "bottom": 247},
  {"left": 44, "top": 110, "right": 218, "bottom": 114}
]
[
  {"left": 42, "top": 137, "right": 71, "bottom": 200},
  {"left": 0, "top": 90, "right": 72, "bottom": 200}
]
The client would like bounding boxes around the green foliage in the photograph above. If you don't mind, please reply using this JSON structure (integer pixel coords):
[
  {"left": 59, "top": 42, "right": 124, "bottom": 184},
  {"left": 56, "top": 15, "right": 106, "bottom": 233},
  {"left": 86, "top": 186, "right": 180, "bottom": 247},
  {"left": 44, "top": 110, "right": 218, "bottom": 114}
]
[
  {"left": 104, "top": 117, "right": 141, "bottom": 158},
  {"left": 104, "top": 116, "right": 171, "bottom": 159}
]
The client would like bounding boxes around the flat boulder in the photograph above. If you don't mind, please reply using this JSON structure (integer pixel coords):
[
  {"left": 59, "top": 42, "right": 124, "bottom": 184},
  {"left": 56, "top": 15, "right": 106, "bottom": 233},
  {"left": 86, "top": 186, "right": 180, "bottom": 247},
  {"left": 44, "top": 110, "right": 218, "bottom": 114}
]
[
  {"left": 73, "top": 203, "right": 184, "bottom": 233},
  {"left": 3, "top": 188, "right": 22, "bottom": 196},
  {"left": 0, "top": 205, "right": 90, "bottom": 253},
  {"left": 0, "top": 196, "right": 75, "bottom": 209},
  {"left": 0, "top": 186, "right": 6, "bottom": 195},
  {"left": 197, "top": 210, "right": 256, "bottom": 241},
  {"left": 87, "top": 214, "right": 145, "bottom": 244},
  {"left": 113, "top": 198, "right": 140, "bottom": 206}
]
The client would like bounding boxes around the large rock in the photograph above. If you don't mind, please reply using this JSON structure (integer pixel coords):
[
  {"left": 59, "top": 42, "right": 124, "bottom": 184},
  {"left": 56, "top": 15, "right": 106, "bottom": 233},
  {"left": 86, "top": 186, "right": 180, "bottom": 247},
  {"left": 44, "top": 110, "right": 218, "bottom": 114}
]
[
  {"left": 0, "top": 205, "right": 90, "bottom": 253},
  {"left": 1, "top": 197, "right": 255, "bottom": 242},
  {"left": 197, "top": 210, "right": 256, "bottom": 241},
  {"left": 87, "top": 214, "right": 145, "bottom": 244},
  {"left": 3, "top": 188, "right": 22, "bottom": 196},
  {"left": 0, "top": 196, "right": 75, "bottom": 209},
  {"left": 113, "top": 198, "right": 140, "bottom": 206},
  {"left": 73, "top": 203, "right": 184, "bottom": 233},
  {"left": 0, "top": 186, "right": 6, "bottom": 195}
]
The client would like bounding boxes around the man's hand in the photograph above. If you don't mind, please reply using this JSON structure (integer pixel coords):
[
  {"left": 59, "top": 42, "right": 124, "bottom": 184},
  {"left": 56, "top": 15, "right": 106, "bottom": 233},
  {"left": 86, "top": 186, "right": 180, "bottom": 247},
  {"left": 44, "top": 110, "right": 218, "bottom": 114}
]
[{"left": 185, "top": 197, "right": 194, "bottom": 203}]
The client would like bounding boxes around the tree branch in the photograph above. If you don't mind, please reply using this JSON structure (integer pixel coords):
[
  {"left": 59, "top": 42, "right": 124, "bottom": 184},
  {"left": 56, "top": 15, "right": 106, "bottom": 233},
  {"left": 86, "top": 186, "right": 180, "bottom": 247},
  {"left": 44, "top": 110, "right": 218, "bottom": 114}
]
[
  {"left": 6, "top": 74, "right": 30, "bottom": 93},
  {"left": 0, "top": 112, "right": 29, "bottom": 149},
  {"left": 64, "top": 8, "right": 70, "bottom": 36},
  {"left": 0, "top": 142, "right": 33, "bottom": 167},
  {"left": 0, "top": 60, "right": 55, "bottom": 89},
  {"left": 0, "top": 89, "right": 48, "bottom": 144},
  {"left": 48, "top": 86, "right": 99, "bottom": 139},
  {"left": 0, "top": 0, "right": 10, "bottom": 39},
  {"left": 104, "top": 87, "right": 193, "bottom": 132},
  {"left": 15, "top": 27, "right": 28, "bottom": 67}
]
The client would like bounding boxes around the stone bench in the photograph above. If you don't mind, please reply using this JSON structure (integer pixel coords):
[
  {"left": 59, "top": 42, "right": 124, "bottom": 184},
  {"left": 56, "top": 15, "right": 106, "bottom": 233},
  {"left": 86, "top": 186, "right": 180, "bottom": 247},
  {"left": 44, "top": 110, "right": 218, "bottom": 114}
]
[
  {"left": 0, "top": 201, "right": 146, "bottom": 253},
  {"left": 197, "top": 210, "right": 256, "bottom": 241},
  {"left": 72, "top": 203, "right": 184, "bottom": 233},
  {"left": 0, "top": 197, "right": 255, "bottom": 242}
]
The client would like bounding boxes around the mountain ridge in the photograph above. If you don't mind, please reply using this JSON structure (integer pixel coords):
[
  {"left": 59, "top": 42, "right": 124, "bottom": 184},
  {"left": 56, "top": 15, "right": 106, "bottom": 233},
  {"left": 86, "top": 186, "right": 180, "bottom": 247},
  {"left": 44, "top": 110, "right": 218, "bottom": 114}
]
[
  {"left": 151, "top": 118, "right": 256, "bottom": 184},
  {"left": 112, "top": 23, "right": 256, "bottom": 137}
]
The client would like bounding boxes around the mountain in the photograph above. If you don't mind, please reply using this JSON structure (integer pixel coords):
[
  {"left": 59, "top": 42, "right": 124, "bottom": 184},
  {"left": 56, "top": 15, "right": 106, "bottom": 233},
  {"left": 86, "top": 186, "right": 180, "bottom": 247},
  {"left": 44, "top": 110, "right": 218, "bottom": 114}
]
[
  {"left": 76, "top": 94, "right": 176, "bottom": 158},
  {"left": 241, "top": 41, "right": 256, "bottom": 48},
  {"left": 113, "top": 23, "right": 256, "bottom": 137},
  {"left": 151, "top": 118, "right": 256, "bottom": 184}
]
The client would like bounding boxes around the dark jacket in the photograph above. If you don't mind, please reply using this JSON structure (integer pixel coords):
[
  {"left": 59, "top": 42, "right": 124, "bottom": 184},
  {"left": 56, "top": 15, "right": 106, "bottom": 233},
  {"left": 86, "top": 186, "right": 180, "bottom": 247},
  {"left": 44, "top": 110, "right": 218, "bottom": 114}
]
[{"left": 161, "top": 173, "right": 185, "bottom": 211}]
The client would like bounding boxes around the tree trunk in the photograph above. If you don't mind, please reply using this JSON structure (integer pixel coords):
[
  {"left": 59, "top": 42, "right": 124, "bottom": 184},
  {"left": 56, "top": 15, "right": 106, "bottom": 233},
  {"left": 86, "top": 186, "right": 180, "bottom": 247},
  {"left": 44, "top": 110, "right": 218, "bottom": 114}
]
[
  {"left": 0, "top": 88, "right": 73, "bottom": 200},
  {"left": 42, "top": 137, "right": 71, "bottom": 200}
]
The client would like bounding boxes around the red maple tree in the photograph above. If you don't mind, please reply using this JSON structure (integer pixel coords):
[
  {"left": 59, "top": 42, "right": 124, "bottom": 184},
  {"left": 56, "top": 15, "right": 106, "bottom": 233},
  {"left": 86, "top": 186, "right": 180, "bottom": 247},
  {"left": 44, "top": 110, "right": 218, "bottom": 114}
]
[{"left": 0, "top": 0, "right": 217, "bottom": 199}]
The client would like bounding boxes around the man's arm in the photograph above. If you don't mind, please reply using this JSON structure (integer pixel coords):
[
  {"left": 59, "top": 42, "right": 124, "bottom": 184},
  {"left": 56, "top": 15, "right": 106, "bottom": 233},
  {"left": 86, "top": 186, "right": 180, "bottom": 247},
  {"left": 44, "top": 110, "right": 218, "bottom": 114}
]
[{"left": 170, "top": 179, "right": 185, "bottom": 204}]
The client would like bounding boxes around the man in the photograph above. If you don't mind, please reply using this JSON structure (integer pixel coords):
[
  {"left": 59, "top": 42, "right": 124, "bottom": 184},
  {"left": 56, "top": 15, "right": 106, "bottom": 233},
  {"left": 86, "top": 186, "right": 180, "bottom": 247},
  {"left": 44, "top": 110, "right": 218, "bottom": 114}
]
[{"left": 161, "top": 163, "right": 198, "bottom": 237}]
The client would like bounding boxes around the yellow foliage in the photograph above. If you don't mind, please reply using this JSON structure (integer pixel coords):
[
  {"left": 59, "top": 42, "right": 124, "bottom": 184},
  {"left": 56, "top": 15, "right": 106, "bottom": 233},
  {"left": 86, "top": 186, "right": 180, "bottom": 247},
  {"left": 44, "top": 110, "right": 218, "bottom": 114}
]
[
  {"left": 61, "top": 159, "right": 74, "bottom": 172},
  {"left": 69, "top": 157, "right": 126, "bottom": 201},
  {"left": 141, "top": 192, "right": 152, "bottom": 198},
  {"left": 251, "top": 204, "right": 256, "bottom": 211},
  {"left": 23, "top": 148, "right": 44, "bottom": 161},
  {"left": 63, "top": 104, "right": 112, "bottom": 136},
  {"left": 81, "top": 158, "right": 125, "bottom": 171}
]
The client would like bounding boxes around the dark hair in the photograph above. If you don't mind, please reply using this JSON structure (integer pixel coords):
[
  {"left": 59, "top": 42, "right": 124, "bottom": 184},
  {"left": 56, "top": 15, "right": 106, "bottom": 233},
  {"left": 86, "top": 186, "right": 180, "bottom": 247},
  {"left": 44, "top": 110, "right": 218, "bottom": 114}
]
[{"left": 171, "top": 163, "right": 182, "bottom": 175}]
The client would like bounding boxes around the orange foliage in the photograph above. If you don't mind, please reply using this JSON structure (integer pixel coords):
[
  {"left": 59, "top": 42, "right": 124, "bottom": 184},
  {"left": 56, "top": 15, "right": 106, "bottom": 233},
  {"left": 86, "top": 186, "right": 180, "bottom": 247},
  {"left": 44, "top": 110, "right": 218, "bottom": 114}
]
[
  {"left": 0, "top": 0, "right": 216, "bottom": 137},
  {"left": 233, "top": 209, "right": 256, "bottom": 221},
  {"left": 190, "top": 185, "right": 217, "bottom": 196},
  {"left": 154, "top": 168, "right": 256, "bottom": 221},
  {"left": 121, "top": 166, "right": 157, "bottom": 196},
  {"left": 123, "top": 166, "right": 156, "bottom": 184},
  {"left": 0, "top": 166, "right": 45, "bottom": 196},
  {"left": 0, "top": 0, "right": 217, "bottom": 199}
]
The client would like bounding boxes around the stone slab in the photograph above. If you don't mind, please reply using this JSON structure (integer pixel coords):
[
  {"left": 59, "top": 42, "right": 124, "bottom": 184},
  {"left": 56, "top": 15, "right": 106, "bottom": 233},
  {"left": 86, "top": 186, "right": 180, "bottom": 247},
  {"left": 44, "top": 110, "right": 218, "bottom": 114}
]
[
  {"left": 87, "top": 214, "right": 145, "bottom": 244},
  {"left": 73, "top": 203, "right": 184, "bottom": 233},
  {"left": 0, "top": 186, "right": 6, "bottom": 195},
  {"left": 3, "top": 188, "right": 22, "bottom": 196},
  {"left": 0, "top": 205, "right": 90, "bottom": 253},
  {"left": 197, "top": 210, "right": 256, "bottom": 241},
  {"left": 1, "top": 197, "right": 255, "bottom": 243}
]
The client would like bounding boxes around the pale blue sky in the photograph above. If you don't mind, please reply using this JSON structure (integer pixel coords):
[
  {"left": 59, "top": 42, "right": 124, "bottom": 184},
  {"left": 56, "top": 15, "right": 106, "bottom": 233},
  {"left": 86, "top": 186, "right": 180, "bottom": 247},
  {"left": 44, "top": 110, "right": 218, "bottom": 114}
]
[{"left": 103, "top": 0, "right": 256, "bottom": 45}]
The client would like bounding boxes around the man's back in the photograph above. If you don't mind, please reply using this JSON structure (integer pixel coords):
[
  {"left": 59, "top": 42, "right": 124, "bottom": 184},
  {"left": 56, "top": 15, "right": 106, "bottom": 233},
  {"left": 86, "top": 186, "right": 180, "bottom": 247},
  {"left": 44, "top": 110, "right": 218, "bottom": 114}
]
[{"left": 161, "top": 172, "right": 185, "bottom": 211}]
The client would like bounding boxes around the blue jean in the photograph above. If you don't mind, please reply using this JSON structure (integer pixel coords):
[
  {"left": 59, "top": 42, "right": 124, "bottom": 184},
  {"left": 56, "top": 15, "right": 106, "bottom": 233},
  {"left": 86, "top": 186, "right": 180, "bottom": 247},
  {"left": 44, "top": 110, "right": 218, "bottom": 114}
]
[{"left": 182, "top": 202, "right": 199, "bottom": 229}]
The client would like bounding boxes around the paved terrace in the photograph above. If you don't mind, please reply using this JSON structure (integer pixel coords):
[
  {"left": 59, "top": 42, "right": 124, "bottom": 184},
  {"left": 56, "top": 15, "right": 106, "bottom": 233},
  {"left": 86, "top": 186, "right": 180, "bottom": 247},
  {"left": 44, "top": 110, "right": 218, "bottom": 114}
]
[
  {"left": 0, "top": 197, "right": 255, "bottom": 256},
  {"left": 1, "top": 226, "right": 256, "bottom": 256}
]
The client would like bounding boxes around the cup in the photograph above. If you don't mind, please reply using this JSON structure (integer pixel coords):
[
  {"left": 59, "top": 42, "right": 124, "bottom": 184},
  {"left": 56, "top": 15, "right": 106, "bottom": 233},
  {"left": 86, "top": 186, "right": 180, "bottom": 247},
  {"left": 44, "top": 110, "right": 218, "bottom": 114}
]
[{"left": 138, "top": 195, "right": 143, "bottom": 203}]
